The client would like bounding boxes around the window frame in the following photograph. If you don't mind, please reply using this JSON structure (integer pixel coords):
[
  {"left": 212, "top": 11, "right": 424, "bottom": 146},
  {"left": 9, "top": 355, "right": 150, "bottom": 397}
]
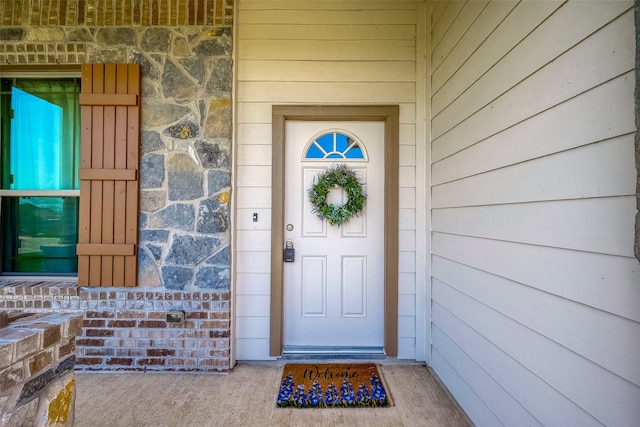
[{"left": 0, "top": 66, "right": 82, "bottom": 278}]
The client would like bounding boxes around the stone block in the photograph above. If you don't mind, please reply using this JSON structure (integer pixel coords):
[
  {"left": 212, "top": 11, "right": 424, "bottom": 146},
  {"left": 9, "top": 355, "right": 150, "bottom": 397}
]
[
  {"left": 140, "top": 153, "right": 165, "bottom": 188},
  {"left": 163, "top": 118, "right": 198, "bottom": 140},
  {"left": 204, "top": 96, "right": 232, "bottom": 137},
  {"left": 139, "top": 230, "right": 170, "bottom": 243},
  {"left": 141, "top": 28, "right": 171, "bottom": 52},
  {"left": 205, "top": 247, "right": 230, "bottom": 266},
  {"left": 180, "top": 57, "right": 207, "bottom": 85},
  {"left": 140, "top": 190, "right": 167, "bottom": 212},
  {"left": 162, "top": 59, "right": 198, "bottom": 100},
  {"left": 2, "top": 397, "right": 38, "bottom": 427},
  {"left": 42, "top": 376, "right": 75, "bottom": 426},
  {"left": 193, "top": 38, "right": 232, "bottom": 57},
  {"left": 148, "top": 204, "right": 195, "bottom": 231},
  {"left": 194, "top": 267, "right": 230, "bottom": 290},
  {"left": 205, "top": 57, "right": 232, "bottom": 94},
  {"left": 96, "top": 28, "right": 135, "bottom": 46},
  {"left": 207, "top": 170, "right": 231, "bottom": 195},
  {"left": 167, "top": 154, "right": 204, "bottom": 201},
  {"left": 165, "top": 235, "right": 222, "bottom": 266},
  {"left": 141, "top": 130, "right": 166, "bottom": 154},
  {"left": 141, "top": 102, "right": 191, "bottom": 128},
  {"left": 161, "top": 267, "right": 193, "bottom": 290},
  {"left": 195, "top": 140, "right": 229, "bottom": 169},
  {"left": 196, "top": 195, "right": 229, "bottom": 233}
]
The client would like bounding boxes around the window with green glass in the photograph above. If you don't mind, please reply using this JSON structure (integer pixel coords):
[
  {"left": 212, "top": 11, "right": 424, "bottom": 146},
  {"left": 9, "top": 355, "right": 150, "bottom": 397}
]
[{"left": 0, "top": 77, "right": 81, "bottom": 275}]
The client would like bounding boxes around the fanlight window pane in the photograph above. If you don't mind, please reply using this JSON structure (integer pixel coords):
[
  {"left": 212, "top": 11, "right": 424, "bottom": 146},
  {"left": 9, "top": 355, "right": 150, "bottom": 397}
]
[
  {"left": 1, "top": 197, "right": 79, "bottom": 274},
  {"left": 304, "top": 132, "right": 365, "bottom": 160}
]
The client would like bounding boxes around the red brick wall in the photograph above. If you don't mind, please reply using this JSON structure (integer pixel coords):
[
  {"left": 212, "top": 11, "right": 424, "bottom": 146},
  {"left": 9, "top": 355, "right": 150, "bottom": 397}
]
[
  {"left": 0, "top": 0, "right": 233, "bottom": 26},
  {"left": 0, "top": 282, "right": 230, "bottom": 372}
]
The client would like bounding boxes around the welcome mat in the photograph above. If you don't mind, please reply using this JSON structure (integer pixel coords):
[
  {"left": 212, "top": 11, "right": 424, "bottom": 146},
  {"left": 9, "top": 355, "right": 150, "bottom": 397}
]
[{"left": 276, "top": 363, "right": 391, "bottom": 408}]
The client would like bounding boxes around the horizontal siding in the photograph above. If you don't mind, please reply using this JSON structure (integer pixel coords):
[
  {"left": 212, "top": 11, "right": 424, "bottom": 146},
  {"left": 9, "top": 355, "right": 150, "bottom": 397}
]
[
  {"left": 235, "top": 1, "right": 420, "bottom": 360},
  {"left": 433, "top": 7, "right": 635, "bottom": 161},
  {"left": 433, "top": 197, "right": 636, "bottom": 257},
  {"left": 432, "top": 135, "right": 636, "bottom": 208},
  {"left": 430, "top": 1, "right": 639, "bottom": 426},
  {"left": 431, "top": 0, "right": 518, "bottom": 91},
  {"left": 432, "top": 73, "right": 636, "bottom": 185},
  {"left": 433, "top": 233, "right": 640, "bottom": 324}
]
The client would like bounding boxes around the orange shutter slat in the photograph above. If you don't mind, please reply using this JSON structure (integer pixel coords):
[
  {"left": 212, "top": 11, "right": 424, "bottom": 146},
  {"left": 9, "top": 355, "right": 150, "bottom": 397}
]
[{"left": 77, "top": 63, "right": 140, "bottom": 287}]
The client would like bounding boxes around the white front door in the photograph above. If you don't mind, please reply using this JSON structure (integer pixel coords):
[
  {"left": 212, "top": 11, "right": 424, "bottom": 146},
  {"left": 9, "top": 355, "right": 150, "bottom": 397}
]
[{"left": 283, "top": 121, "right": 385, "bottom": 351}]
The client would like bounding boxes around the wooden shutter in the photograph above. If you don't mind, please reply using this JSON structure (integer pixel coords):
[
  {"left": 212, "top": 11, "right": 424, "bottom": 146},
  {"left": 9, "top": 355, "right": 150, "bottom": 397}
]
[{"left": 77, "top": 64, "right": 140, "bottom": 287}]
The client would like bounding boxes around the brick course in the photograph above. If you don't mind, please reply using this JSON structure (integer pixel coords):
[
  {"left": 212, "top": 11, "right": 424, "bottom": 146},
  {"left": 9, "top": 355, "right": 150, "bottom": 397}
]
[{"left": 0, "top": 281, "right": 231, "bottom": 372}]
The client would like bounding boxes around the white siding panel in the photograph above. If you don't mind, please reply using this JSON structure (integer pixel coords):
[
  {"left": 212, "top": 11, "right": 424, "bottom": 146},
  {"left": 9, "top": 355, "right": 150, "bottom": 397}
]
[
  {"left": 397, "top": 337, "right": 416, "bottom": 360},
  {"left": 235, "top": 252, "right": 270, "bottom": 274},
  {"left": 239, "top": 24, "right": 416, "bottom": 41},
  {"left": 433, "top": 233, "right": 640, "bottom": 323},
  {"left": 235, "top": 338, "right": 275, "bottom": 360},
  {"left": 431, "top": 348, "right": 501, "bottom": 427},
  {"left": 240, "top": 1, "right": 418, "bottom": 11},
  {"left": 236, "top": 165, "right": 271, "bottom": 187},
  {"left": 236, "top": 230, "right": 271, "bottom": 252},
  {"left": 433, "top": 282, "right": 640, "bottom": 427},
  {"left": 432, "top": 74, "right": 636, "bottom": 185},
  {"left": 237, "top": 123, "right": 272, "bottom": 145},
  {"left": 237, "top": 82, "right": 416, "bottom": 103},
  {"left": 432, "top": 326, "right": 543, "bottom": 427},
  {"left": 236, "top": 144, "right": 272, "bottom": 166},
  {"left": 237, "top": 103, "right": 271, "bottom": 124},
  {"left": 398, "top": 272, "right": 416, "bottom": 295},
  {"left": 432, "top": 305, "right": 602, "bottom": 426},
  {"left": 432, "top": 197, "right": 636, "bottom": 257},
  {"left": 235, "top": 187, "right": 271, "bottom": 209},
  {"left": 432, "top": 0, "right": 519, "bottom": 91},
  {"left": 235, "top": 273, "right": 270, "bottom": 295},
  {"left": 235, "top": 294, "right": 271, "bottom": 317},
  {"left": 238, "top": 39, "right": 416, "bottom": 61},
  {"left": 236, "top": 316, "right": 271, "bottom": 339},
  {"left": 433, "top": 9, "right": 635, "bottom": 160},
  {"left": 238, "top": 60, "right": 416, "bottom": 82},
  {"left": 431, "top": 1, "right": 465, "bottom": 50},
  {"left": 239, "top": 9, "right": 416, "bottom": 25},
  {"left": 432, "top": 135, "right": 636, "bottom": 208},
  {"left": 433, "top": 2, "right": 632, "bottom": 135},
  {"left": 433, "top": 256, "right": 640, "bottom": 386},
  {"left": 432, "top": 0, "right": 563, "bottom": 114},
  {"left": 431, "top": 1, "right": 489, "bottom": 72}
]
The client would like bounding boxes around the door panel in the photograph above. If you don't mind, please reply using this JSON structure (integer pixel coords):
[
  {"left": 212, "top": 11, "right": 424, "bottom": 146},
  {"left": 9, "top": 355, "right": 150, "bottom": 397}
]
[{"left": 283, "top": 121, "right": 384, "bottom": 349}]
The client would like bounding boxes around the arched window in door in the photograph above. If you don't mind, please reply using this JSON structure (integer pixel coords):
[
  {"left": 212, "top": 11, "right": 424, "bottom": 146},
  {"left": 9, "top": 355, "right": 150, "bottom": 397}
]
[{"left": 303, "top": 130, "right": 368, "bottom": 160}]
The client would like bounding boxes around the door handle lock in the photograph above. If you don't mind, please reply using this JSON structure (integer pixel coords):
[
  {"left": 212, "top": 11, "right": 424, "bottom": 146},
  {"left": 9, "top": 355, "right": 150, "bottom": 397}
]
[{"left": 283, "top": 240, "right": 295, "bottom": 262}]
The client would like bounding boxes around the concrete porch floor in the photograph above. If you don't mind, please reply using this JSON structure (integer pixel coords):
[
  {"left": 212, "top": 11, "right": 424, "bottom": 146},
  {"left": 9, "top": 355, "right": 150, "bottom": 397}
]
[{"left": 74, "top": 361, "right": 472, "bottom": 426}]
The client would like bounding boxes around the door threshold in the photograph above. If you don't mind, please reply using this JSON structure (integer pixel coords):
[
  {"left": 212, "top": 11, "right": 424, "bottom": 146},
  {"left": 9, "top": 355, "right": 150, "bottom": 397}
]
[{"left": 281, "top": 346, "right": 386, "bottom": 360}]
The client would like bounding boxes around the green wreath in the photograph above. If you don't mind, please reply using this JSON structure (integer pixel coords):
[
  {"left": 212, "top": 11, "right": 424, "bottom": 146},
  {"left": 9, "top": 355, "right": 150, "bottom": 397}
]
[{"left": 308, "top": 164, "right": 367, "bottom": 227}]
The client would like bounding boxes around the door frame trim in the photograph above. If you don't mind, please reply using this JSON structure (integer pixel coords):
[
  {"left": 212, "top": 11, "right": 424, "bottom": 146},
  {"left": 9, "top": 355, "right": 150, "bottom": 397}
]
[{"left": 270, "top": 105, "right": 399, "bottom": 357}]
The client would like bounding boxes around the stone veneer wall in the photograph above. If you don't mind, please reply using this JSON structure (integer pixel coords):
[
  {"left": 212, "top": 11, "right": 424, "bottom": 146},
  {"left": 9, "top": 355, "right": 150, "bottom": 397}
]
[
  {"left": 0, "top": 0, "right": 235, "bottom": 371},
  {"left": 0, "top": 312, "right": 82, "bottom": 426}
]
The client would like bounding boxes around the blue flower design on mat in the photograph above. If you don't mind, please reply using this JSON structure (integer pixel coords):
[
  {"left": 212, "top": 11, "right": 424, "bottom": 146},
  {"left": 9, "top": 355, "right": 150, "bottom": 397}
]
[
  {"left": 370, "top": 373, "right": 388, "bottom": 406},
  {"left": 324, "top": 382, "right": 339, "bottom": 407},
  {"left": 308, "top": 380, "right": 324, "bottom": 406},
  {"left": 340, "top": 378, "right": 355, "bottom": 406},
  {"left": 356, "top": 382, "right": 372, "bottom": 405},
  {"left": 293, "top": 384, "right": 310, "bottom": 407},
  {"left": 277, "top": 373, "right": 294, "bottom": 405}
]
